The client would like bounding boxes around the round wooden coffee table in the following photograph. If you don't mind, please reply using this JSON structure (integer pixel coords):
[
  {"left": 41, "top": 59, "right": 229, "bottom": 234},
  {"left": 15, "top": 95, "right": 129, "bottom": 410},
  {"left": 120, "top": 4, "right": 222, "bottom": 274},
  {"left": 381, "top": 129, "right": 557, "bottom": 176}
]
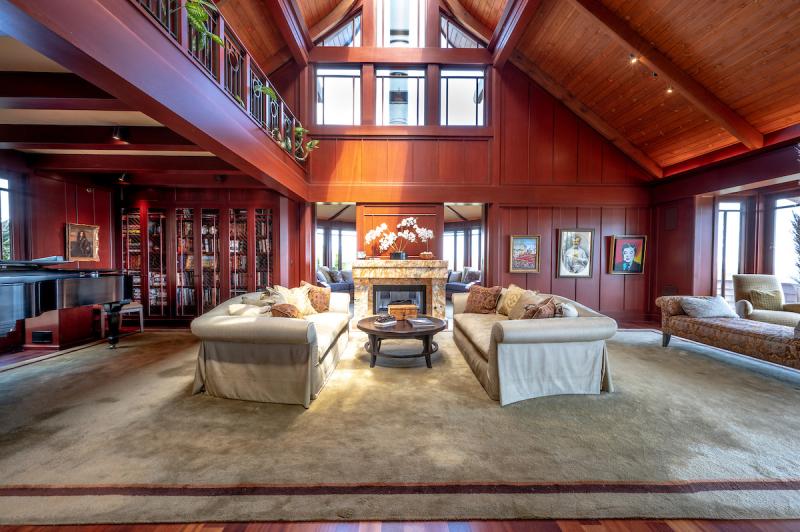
[{"left": 356, "top": 315, "right": 447, "bottom": 368}]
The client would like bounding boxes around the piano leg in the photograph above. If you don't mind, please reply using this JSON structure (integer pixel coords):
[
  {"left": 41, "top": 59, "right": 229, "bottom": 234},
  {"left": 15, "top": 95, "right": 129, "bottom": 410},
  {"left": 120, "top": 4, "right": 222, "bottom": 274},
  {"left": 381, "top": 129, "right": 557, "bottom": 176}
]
[{"left": 103, "top": 302, "right": 124, "bottom": 348}]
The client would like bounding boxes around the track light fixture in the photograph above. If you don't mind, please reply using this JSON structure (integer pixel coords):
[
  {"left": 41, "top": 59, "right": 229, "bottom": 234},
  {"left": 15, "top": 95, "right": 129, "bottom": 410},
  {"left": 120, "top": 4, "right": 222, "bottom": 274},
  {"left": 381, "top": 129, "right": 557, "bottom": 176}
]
[
  {"left": 666, "top": 86, "right": 674, "bottom": 94},
  {"left": 111, "top": 126, "right": 129, "bottom": 143},
  {"left": 118, "top": 173, "right": 127, "bottom": 183}
]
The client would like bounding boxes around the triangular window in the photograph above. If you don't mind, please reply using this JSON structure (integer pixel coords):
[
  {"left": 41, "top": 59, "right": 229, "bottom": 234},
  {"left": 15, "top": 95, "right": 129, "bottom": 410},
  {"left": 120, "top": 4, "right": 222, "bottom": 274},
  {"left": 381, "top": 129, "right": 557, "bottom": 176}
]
[
  {"left": 315, "top": 13, "right": 362, "bottom": 47},
  {"left": 440, "top": 13, "right": 485, "bottom": 49}
]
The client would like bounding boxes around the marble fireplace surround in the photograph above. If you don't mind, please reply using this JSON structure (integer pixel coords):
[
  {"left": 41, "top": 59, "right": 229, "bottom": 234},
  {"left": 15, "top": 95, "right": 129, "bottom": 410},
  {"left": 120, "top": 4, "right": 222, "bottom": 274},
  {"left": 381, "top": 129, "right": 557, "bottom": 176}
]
[{"left": 352, "top": 260, "right": 449, "bottom": 321}]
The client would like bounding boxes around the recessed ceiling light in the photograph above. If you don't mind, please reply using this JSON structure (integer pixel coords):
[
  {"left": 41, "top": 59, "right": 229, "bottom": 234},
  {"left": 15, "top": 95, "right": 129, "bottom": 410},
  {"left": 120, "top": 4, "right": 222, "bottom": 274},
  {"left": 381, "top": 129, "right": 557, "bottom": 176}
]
[{"left": 629, "top": 53, "right": 638, "bottom": 64}]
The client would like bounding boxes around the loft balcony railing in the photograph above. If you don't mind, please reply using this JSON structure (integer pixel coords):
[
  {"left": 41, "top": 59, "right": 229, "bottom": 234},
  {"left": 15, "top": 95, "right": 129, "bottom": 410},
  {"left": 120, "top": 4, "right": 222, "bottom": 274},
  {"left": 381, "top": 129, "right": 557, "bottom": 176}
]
[{"left": 131, "top": 0, "right": 308, "bottom": 164}]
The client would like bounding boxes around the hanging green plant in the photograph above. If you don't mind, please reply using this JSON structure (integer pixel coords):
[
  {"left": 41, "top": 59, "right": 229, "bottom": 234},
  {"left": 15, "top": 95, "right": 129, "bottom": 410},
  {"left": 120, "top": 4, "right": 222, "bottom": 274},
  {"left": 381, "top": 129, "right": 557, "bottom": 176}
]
[
  {"left": 180, "top": 0, "right": 224, "bottom": 52},
  {"left": 254, "top": 83, "right": 278, "bottom": 101},
  {"left": 293, "top": 126, "right": 319, "bottom": 162}
]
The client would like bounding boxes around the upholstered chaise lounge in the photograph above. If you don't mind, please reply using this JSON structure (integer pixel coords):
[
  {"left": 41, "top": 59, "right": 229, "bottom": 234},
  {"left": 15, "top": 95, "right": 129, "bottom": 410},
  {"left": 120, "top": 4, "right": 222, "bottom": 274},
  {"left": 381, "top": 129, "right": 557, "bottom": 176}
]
[
  {"left": 656, "top": 295, "right": 800, "bottom": 370},
  {"left": 191, "top": 291, "right": 350, "bottom": 408},
  {"left": 452, "top": 290, "right": 617, "bottom": 406}
]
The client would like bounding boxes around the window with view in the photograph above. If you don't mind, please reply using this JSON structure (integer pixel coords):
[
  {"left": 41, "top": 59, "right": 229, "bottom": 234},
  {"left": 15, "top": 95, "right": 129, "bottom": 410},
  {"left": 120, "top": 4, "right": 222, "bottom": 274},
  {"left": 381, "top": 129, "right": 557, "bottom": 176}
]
[
  {"left": 316, "top": 14, "right": 362, "bottom": 47},
  {"left": 440, "top": 15, "right": 484, "bottom": 48},
  {"left": 316, "top": 68, "right": 361, "bottom": 125},
  {"left": 774, "top": 196, "right": 800, "bottom": 288},
  {"left": 440, "top": 69, "right": 485, "bottom": 126},
  {"left": 376, "top": 0, "right": 425, "bottom": 47},
  {"left": 443, "top": 224, "right": 482, "bottom": 272},
  {"left": 376, "top": 69, "right": 425, "bottom": 125},
  {"left": 0, "top": 178, "right": 11, "bottom": 261},
  {"left": 716, "top": 201, "right": 743, "bottom": 304}
]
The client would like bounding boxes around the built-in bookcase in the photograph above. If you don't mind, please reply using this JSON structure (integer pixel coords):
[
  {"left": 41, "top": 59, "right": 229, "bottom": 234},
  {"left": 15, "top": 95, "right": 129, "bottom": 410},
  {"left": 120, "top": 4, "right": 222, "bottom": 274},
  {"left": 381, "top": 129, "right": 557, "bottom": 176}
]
[
  {"left": 147, "top": 209, "right": 168, "bottom": 317},
  {"left": 255, "top": 208, "right": 273, "bottom": 290},
  {"left": 175, "top": 208, "right": 196, "bottom": 316},
  {"left": 229, "top": 208, "right": 248, "bottom": 297},
  {"left": 201, "top": 209, "right": 221, "bottom": 314},
  {"left": 121, "top": 208, "right": 142, "bottom": 303}
]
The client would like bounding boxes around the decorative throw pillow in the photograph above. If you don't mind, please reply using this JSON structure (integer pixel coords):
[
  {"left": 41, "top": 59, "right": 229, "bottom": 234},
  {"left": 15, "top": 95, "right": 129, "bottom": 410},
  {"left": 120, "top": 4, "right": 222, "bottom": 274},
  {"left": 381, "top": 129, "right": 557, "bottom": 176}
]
[
  {"left": 508, "top": 291, "right": 545, "bottom": 320},
  {"left": 462, "top": 268, "right": 481, "bottom": 284},
  {"left": 273, "top": 284, "right": 317, "bottom": 316},
  {"left": 228, "top": 303, "right": 269, "bottom": 317},
  {"left": 749, "top": 289, "right": 783, "bottom": 311},
  {"left": 271, "top": 303, "right": 302, "bottom": 319},
  {"left": 555, "top": 302, "right": 579, "bottom": 318},
  {"left": 301, "top": 281, "right": 330, "bottom": 313},
  {"left": 241, "top": 296, "right": 271, "bottom": 307},
  {"left": 497, "top": 284, "right": 528, "bottom": 316},
  {"left": 680, "top": 296, "right": 738, "bottom": 318},
  {"left": 464, "top": 285, "right": 502, "bottom": 314},
  {"left": 329, "top": 269, "right": 344, "bottom": 283},
  {"left": 317, "top": 267, "right": 334, "bottom": 283},
  {"left": 448, "top": 271, "right": 463, "bottom": 283},
  {"left": 260, "top": 287, "right": 287, "bottom": 306},
  {"left": 522, "top": 297, "right": 556, "bottom": 319}
]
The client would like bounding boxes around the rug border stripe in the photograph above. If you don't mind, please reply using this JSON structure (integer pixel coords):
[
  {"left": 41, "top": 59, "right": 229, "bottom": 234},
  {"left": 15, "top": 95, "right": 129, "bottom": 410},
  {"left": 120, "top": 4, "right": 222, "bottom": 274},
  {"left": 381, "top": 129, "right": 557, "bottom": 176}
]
[{"left": 2, "top": 480, "right": 800, "bottom": 497}]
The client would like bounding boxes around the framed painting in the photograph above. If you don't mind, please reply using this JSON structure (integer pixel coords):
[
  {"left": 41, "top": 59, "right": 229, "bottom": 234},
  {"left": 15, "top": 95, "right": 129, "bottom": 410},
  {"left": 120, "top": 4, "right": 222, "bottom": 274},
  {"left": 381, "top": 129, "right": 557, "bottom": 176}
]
[
  {"left": 609, "top": 235, "right": 647, "bottom": 274},
  {"left": 557, "top": 229, "right": 594, "bottom": 278},
  {"left": 66, "top": 223, "right": 100, "bottom": 262},
  {"left": 509, "top": 235, "right": 540, "bottom": 273}
]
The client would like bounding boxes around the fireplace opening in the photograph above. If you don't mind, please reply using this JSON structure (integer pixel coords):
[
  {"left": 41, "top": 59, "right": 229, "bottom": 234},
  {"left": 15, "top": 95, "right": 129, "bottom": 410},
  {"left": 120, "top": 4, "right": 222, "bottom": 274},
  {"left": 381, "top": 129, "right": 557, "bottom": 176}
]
[{"left": 373, "top": 284, "right": 426, "bottom": 315}]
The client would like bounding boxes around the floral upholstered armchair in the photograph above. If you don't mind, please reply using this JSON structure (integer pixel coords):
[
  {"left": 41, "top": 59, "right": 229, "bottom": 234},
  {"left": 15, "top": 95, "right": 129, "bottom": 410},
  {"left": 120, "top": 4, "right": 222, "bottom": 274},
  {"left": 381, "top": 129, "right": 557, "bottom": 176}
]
[{"left": 733, "top": 274, "right": 800, "bottom": 327}]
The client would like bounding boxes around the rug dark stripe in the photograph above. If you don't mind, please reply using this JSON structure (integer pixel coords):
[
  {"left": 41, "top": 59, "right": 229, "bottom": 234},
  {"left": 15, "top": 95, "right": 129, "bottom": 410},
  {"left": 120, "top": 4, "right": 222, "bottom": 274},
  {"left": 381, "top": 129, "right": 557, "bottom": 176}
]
[{"left": 2, "top": 480, "right": 800, "bottom": 497}]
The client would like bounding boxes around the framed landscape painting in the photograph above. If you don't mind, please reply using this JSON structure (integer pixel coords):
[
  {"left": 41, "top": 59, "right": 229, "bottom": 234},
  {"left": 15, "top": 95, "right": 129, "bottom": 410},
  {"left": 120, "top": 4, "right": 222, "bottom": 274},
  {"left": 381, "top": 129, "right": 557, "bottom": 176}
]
[
  {"left": 557, "top": 229, "right": 594, "bottom": 278},
  {"left": 509, "top": 235, "right": 540, "bottom": 273},
  {"left": 66, "top": 223, "right": 100, "bottom": 262},
  {"left": 609, "top": 235, "right": 647, "bottom": 274}
]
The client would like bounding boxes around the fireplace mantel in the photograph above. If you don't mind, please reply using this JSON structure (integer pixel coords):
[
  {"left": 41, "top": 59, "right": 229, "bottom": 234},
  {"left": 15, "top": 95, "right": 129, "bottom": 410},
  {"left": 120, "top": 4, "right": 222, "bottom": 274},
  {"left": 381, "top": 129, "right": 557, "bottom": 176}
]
[{"left": 352, "top": 259, "right": 449, "bottom": 320}]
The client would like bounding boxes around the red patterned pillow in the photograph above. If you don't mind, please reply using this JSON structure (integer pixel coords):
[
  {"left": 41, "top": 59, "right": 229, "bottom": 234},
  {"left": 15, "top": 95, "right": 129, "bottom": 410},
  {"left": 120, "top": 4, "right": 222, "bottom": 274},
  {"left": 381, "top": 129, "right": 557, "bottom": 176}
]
[
  {"left": 271, "top": 303, "right": 302, "bottom": 319},
  {"left": 301, "top": 281, "right": 330, "bottom": 313},
  {"left": 464, "top": 285, "right": 502, "bottom": 314},
  {"left": 522, "top": 297, "right": 556, "bottom": 319}
]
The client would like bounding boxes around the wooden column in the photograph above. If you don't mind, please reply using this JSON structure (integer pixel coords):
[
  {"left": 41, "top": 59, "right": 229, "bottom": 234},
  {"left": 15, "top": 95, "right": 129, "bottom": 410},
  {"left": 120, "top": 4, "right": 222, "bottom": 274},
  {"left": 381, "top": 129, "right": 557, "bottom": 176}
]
[
  {"left": 426, "top": 64, "right": 440, "bottom": 126},
  {"left": 298, "top": 202, "right": 315, "bottom": 283},
  {"left": 361, "top": 0, "right": 375, "bottom": 47},
  {"left": 276, "top": 195, "right": 290, "bottom": 286},
  {"left": 362, "top": 64, "right": 376, "bottom": 125},
  {"left": 425, "top": 0, "right": 440, "bottom": 48}
]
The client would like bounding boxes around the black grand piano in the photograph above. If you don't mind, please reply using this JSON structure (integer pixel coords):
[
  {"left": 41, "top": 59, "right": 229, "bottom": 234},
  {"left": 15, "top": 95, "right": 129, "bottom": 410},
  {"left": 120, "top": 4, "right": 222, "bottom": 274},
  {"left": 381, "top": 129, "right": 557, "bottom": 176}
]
[{"left": 0, "top": 260, "right": 132, "bottom": 348}]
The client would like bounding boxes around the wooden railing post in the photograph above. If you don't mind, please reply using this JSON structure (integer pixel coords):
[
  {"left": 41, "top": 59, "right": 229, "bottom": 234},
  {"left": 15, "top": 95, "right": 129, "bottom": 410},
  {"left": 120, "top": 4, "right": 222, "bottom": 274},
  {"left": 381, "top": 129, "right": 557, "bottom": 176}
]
[
  {"left": 243, "top": 53, "right": 251, "bottom": 112},
  {"left": 178, "top": 0, "right": 189, "bottom": 49},
  {"left": 217, "top": 16, "right": 225, "bottom": 85}
]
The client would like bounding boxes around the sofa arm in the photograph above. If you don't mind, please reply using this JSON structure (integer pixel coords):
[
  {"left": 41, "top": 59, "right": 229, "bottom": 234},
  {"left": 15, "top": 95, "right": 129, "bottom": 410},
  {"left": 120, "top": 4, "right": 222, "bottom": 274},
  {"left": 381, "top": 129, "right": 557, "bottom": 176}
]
[
  {"left": 491, "top": 316, "right": 617, "bottom": 345},
  {"left": 452, "top": 293, "right": 469, "bottom": 315},
  {"left": 782, "top": 303, "right": 800, "bottom": 314},
  {"left": 191, "top": 314, "right": 314, "bottom": 345},
  {"left": 329, "top": 292, "right": 351, "bottom": 314},
  {"left": 736, "top": 299, "right": 754, "bottom": 317}
]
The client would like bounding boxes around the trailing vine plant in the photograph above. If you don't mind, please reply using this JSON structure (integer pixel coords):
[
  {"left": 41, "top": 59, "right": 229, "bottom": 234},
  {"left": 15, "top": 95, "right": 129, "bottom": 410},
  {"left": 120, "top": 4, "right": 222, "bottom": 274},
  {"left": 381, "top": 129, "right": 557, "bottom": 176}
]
[
  {"left": 180, "top": 0, "right": 224, "bottom": 52},
  {"left": 293, "top": 126, "right": 319, "bottom": 162}
]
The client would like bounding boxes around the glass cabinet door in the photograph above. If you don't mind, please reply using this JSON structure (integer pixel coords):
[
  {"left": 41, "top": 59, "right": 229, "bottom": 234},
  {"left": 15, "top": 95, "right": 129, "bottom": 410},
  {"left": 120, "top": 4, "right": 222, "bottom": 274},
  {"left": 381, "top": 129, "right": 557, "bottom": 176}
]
[
  {"left": 201, "top": 209, "right": 220, "bottom": 313},
  {"left": 255, "top": 208, "right": 272, "bottom": 290},
  {"left": 147, "top": 209, "right": 168, "bottom": 316},
  {"left": 121, "top": 208, "right": 142, "bottom": 303},
  {"left": 229, "top": 208, "right": 248, "bottom": 297},
  {"left": 176, "top": 208, "right": 196, "bottom": 316}
]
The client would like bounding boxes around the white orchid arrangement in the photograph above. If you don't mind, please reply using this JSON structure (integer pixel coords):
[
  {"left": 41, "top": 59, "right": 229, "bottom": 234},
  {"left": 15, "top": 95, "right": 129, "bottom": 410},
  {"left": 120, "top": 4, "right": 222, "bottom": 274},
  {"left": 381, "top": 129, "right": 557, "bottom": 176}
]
[{"left": 365, "top": 217, "right": 435, "bottom": 254}]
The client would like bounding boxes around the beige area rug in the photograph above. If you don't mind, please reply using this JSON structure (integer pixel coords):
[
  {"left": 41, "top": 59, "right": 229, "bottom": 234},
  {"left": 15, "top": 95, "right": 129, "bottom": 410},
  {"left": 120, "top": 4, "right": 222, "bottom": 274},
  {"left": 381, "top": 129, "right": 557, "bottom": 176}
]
[{"left": 0, "top": 329, "right": 799, "bottom": 523}]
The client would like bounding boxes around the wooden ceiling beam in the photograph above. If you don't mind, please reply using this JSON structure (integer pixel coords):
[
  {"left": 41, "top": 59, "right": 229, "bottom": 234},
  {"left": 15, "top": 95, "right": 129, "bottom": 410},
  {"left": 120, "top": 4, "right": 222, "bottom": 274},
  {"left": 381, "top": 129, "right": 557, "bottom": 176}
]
[
  {"left": 490, "top": 0, "right": 541, "bottom": 68},
  {"left": 511, "top": 51, "right": 663, "bottom": 178},
  {"left": 28, "top": 153, "right": 238, "bottom": 174},
  {"left": 0, "top": 125, "right": 200, "bottom": 151},
  {"left": 310, "top": 46, "right": 491, "bottom": 64},
  {"left": 265, "top": 0, "right": 310, "bottom": 67},
  {"left": 567, "top": 0, "right": 764, "bottom": 150},
  {"left": 440, "top": 0, "right": 492, "bottom": 43},
  {"left": 0, "top": 72, "right": 129, "bottom": 110},
  {"left": 310, "top": 0, "right": 360, "bottom": 42}
]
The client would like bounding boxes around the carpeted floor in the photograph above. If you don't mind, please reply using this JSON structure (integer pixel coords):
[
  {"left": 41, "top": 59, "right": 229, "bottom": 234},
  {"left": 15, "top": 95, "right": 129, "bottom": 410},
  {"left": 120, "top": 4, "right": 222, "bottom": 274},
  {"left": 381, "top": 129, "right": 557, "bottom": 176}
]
[{"left": 0, "top": 329, "right": 799, "bottom": 523}]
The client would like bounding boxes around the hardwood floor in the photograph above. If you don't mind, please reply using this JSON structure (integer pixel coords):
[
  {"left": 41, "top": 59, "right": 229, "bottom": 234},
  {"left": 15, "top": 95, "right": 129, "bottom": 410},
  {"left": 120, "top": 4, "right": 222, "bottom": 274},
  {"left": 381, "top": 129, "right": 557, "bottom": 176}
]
[{"left": 2, "top": 520, "right": 800, "bottom": 531}]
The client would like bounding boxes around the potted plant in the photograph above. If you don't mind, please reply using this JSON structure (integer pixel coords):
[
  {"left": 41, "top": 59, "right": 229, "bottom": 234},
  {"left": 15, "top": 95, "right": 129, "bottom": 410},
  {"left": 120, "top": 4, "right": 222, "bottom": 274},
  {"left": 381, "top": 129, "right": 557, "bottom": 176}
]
[{"left": 364, "top": 217, "right": 434, "bottom": 260}]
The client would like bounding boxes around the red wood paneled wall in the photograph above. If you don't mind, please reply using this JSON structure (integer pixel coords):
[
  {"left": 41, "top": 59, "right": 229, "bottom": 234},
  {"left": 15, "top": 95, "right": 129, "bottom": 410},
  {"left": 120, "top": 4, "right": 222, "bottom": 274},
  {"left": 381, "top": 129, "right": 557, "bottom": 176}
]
[
  {"left": 489, "top": 205, "right": 652, "bottom": 319},
  {"left": 356, "top": 204, "right": 445, "bottom": 258}
]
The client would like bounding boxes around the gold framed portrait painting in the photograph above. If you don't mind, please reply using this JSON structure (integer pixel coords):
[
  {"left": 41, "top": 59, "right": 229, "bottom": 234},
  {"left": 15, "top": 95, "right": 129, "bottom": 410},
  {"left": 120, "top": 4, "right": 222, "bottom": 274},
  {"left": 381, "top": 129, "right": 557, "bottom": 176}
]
[
  {"left": 557, "top": 229, "right": 594, "bottom": 278},
  {"left": 66, "top": 223, "right": 100, "bottom": 262},
  {"left": 509, "top": 235, "right": 540, "bottom": 273}
]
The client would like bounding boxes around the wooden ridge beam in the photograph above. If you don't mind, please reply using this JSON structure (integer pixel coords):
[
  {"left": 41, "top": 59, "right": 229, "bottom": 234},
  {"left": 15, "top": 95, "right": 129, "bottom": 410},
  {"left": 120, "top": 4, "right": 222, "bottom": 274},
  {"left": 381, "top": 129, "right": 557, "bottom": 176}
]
[
  {"left": 0, "top": 72, "right": 128, "bottom": 110},
  {"left": 310, "top": 0, "right": 359, "bottom": 42},
  {"left": 310, "top": 46, "right": 491, "bottom": 64},
  {"left": 440, "top": 0, "right": 492, "bottom": 43},
  {"left": 490, "top": 0, "right": 540, "bottom": 68},
  {"left": 265, "top": 0, "right": 310, "bottom": 67},
  {"left": 28, "top": 153, "right": 238, "bottom": 173},
  {"left": 511, "top": 51, "right": 663, "bottom": 178},
  {"left": 567, "top": 0, "right": 763, "bottom": 150},
  {"left": 0, "top": 125, "right": 200, "bottom": 151}
]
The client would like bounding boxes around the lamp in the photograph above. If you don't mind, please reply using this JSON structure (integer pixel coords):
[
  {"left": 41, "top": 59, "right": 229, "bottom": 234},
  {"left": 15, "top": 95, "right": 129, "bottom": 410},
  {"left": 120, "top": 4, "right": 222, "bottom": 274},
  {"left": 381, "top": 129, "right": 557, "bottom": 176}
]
[{"left": 111, "top": 126, "right": 129, "bottom": 142}]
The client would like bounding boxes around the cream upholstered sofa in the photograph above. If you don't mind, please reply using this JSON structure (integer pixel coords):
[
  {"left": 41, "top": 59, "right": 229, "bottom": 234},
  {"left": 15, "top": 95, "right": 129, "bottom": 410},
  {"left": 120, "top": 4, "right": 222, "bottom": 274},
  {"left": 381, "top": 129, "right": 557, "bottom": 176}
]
[
  {"left": 452, "top": 291, "right": 617, "bottom": 406},
  {"left": 191, "top": 291, "right": 350, "bottom": 408},
  {"left": 733, "top": 274, "right": 800, "bottom": 327}
]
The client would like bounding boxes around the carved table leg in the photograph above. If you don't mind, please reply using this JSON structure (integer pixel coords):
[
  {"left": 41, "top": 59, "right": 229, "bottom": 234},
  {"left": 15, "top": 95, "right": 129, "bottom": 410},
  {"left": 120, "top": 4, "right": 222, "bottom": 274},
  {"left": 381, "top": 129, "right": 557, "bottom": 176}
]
[{"left": 103, "top": 302, "right": 124, "bottom": 349}]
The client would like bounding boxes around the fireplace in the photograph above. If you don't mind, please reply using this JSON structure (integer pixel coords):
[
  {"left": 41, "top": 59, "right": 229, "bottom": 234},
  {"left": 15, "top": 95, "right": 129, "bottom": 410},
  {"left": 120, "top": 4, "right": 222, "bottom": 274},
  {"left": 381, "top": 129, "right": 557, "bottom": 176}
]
[{"left": 373, "top": 284, "right": 426, "bottom": 315}]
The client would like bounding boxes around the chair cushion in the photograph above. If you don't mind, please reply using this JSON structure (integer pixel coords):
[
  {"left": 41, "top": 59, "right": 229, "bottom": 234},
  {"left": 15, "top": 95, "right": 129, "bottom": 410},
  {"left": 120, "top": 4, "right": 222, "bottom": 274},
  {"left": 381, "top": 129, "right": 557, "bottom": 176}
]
[
  {"left": 448, "top": 271, "right": 463, "bottom": 283},
  {"left": 748, "top": 309, "right": 800, "bottom": 327},
  {"left": 329, "top": 269, "right": 344, "bottom": 283},
  {"left": 301, "top": 281, "right": 331, "bottom": 313},
  {"left": 463, "top": 268, "right": 481, "bottom": 284},
  {"left": 454, "top": 312, "right": 508, "bottom": 360},
  {"left": 328, "top": 282, "right": 352, "bottom": 292},
  {"left": 680, "top": 296, "right": 738, "bottom": 318},
  {"left": 305, "top": 312, "right": 349, "bottom": 362},
  {"left": 446, "top": 282, "right": 470, "bottom": 293},
  {"left": 750, "top": 289, "right": 784, "bottom": 311},
  {"left": 465, "top": 285, "right": 502, "bottom": 314}
]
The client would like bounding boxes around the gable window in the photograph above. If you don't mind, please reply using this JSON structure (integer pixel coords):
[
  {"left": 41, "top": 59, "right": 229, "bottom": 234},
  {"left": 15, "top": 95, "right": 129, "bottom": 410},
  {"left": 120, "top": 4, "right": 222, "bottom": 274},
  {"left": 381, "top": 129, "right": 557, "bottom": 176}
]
[
  {"left": 715, "top": 201, "right": 744, "bottom": 304},
  {"left": 440, "top": 69, "right": 485, "bottom": 126},
  {"left": 316, "top": 68, "right": 361, "bottom": 125},
  {"left": 376, "top": 69, "right": 425, "bottom": 126},
  {"left": 376, "top": 0, "right": 426, "bottom": 47},
  {"left": 440, "top": 15, "right": 484, "bottom": 48},
  {"left": 316, "top": 14, "right": 362, "bottom": 47},
  {"left": 0, "top": 178, "right": 11, "bottom": 261}
]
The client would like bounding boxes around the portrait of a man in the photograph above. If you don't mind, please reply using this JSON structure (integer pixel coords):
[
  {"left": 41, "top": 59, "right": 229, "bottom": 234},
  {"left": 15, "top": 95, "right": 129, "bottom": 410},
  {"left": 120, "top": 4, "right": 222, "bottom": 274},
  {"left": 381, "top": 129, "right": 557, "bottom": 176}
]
[
  {"left": 557, "top": 229, "right": 594, "bottom": 278},
  {"left": 66, "top": 223, "right": 100, "bottom": 262},
  {"left": 610, "top": 235, "right": 647, "bottom": 275}
]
